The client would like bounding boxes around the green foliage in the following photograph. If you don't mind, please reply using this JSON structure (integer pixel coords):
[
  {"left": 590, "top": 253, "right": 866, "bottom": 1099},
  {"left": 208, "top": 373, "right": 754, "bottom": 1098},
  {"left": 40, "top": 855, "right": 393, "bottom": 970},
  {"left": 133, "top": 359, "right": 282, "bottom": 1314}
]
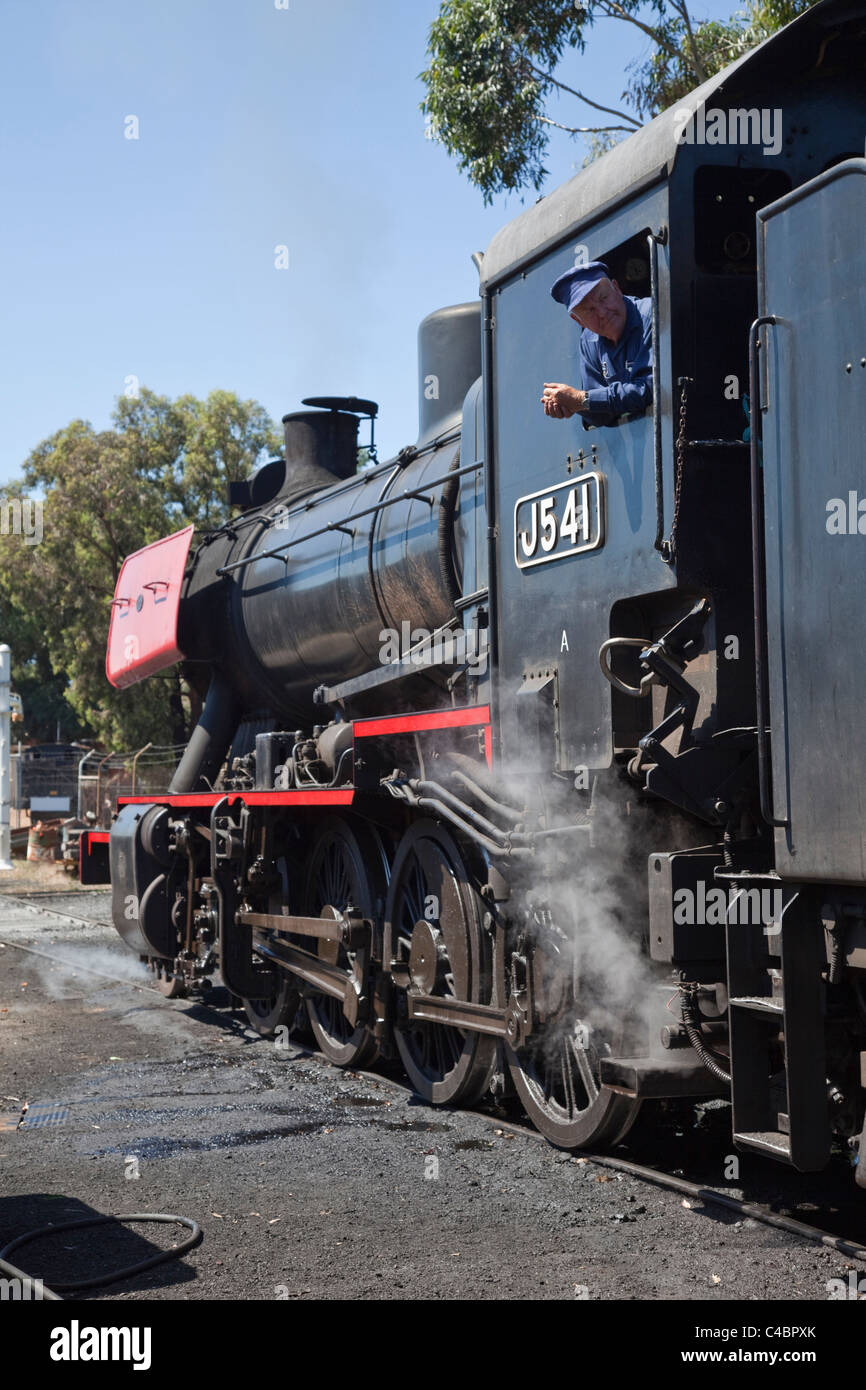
[
  {"left": 581, "top": 130, "right": 624, "bottom": 168},
  {"left": 0, "top": 530, "right": 83, "bottom": 743},
  {"left": 114, "top": 388, "right": 281, "bottom": 533},
  {"left": 624, "top": 0, "right": 816, "bottom": 119},
  {"left": 421, "top": 0, "right": 586, "bottom": 203},
  {"left": 422, "top": 0, "right": 820, "bottom": 198},
  {"left": 0, "top": 390, "right": 281, "bottom": 750}
]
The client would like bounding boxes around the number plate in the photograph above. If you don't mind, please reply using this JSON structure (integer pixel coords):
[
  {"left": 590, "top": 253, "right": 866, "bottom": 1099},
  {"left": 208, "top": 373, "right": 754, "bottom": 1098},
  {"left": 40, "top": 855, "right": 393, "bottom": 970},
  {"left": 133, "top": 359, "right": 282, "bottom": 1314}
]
[{"left": 513, "top": 472, "right": 605, "bottom": 570}]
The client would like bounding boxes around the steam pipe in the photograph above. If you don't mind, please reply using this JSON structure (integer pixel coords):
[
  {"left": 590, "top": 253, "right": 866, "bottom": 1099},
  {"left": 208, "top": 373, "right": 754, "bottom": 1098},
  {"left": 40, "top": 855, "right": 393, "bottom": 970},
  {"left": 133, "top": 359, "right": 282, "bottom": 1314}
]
[
  {"left": 412, "top": 794, "right": 533, "bottom": 860},
  {"left": 438, "top": 454, "right": 462, "bottom": 609},
  {"left": 169, "top": 672, "right": 238, "bottom": 794},
  {"left": 446, "top": 764, "right": 524, "bottom": 824},
  {"left": 387, "top": 779, "right": 528, "bottom": 859},
  {"left": 411, "top": 778, "right": 513, "bottom": 843},
  {"left": 406, "top": 777, "right": 587, "bottom": 849}
]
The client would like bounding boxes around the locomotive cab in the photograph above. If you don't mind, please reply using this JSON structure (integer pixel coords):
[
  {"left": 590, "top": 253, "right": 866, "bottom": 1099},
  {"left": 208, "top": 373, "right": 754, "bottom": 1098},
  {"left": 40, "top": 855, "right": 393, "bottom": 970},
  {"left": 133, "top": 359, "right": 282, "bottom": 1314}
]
[{"left": 476, "top": 0, "right": 866, "bottom": 1154}]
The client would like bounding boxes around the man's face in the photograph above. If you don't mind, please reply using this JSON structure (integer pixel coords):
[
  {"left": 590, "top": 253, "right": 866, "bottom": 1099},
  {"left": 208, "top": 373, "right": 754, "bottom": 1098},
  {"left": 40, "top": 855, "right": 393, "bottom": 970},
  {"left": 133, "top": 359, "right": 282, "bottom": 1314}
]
[{"left": 570, "top": 277, "right": 627, "bottom": 343}]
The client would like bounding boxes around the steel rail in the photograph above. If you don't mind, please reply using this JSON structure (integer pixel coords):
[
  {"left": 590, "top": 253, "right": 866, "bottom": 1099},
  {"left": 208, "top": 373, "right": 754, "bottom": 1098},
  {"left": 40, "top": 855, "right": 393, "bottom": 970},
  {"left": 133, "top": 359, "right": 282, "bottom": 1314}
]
[{"left": 0, "top": 936, "right": 157, "bottom": 996}]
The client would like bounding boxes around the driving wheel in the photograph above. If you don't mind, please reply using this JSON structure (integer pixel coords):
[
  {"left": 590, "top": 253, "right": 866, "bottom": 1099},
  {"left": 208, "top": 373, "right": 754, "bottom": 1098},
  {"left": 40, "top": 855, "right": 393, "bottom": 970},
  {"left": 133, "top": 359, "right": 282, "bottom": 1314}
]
[{"left": 387, "top": 819, "right": 496, "bottom": 1106}]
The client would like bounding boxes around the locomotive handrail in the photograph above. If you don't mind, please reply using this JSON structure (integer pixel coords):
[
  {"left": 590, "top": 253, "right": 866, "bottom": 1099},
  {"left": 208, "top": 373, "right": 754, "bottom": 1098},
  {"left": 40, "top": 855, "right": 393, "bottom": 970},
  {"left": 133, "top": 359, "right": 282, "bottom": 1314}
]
[
  {"left": 598, "top": 636, "right": 651, "bottom": 698},
  {"left": 748, "top": 313, "right": 789, "bottom": 829},
  {"left": 215, "top": 458, "right": 482, "bottom": 577},
  {"left": 453, "top": 586, "right": 488, "bottom": 611},
  {"left": 648, "top": 227, "right": 669, "bottom": 559}
]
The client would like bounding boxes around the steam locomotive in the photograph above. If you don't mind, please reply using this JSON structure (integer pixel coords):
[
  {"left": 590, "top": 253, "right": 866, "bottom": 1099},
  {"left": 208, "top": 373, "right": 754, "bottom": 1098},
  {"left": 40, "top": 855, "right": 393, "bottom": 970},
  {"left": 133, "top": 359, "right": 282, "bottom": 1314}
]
[{"left": 85, "top": 0, "right": 866, "bottom": 1177}]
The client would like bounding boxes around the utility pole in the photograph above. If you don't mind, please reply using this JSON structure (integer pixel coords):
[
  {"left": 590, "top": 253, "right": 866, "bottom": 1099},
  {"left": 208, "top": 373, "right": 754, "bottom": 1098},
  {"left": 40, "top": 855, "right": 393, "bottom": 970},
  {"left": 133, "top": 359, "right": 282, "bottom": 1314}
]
[{"left": 0, "top": 645, "right": 14, "bottom": 871}]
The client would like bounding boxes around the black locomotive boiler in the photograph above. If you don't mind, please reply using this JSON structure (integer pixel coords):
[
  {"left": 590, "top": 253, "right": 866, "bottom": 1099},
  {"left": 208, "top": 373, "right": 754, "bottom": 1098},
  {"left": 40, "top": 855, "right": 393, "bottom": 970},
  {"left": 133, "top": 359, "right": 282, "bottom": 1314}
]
[{"left": 86, "top": 0, "right": 866, "bottom": 1177}]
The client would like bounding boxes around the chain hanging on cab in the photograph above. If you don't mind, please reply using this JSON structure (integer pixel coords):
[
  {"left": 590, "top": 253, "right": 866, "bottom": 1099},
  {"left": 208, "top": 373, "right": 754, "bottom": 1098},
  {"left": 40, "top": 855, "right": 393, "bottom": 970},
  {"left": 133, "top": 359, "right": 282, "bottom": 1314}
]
[{"left": 663, "top": 375, "right": 692, "bottom": 563}]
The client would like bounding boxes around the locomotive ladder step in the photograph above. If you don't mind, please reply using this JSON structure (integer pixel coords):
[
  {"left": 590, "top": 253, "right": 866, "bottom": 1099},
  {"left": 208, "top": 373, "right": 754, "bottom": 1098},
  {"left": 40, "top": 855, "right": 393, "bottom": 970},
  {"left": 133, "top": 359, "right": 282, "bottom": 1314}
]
[
  {"left": 728, "top": 995, "right": 783, "bottom": 1014},
  {"left": 721, "top": 873, "right": 829, "bottom": 1171},
  {"left": 729, "top": 1130, "right": 793, "bottom": 1160},
  {"left": 599, "top": 1053, "right": 728, "bottom": 1099}
]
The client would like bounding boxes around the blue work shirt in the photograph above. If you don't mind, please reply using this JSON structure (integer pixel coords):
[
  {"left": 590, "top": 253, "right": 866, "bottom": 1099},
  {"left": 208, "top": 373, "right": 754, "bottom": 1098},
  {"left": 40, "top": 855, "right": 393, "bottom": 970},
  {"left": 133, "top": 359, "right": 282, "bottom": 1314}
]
[{"left": 579, "top": 295, "right": 653, "bottom": 428}]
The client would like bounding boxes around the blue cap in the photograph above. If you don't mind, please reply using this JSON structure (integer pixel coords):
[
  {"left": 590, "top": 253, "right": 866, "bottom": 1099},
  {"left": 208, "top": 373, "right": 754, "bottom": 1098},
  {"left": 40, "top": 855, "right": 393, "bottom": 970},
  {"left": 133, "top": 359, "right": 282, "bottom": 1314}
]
[{"left": 551, "top": 261, "right": 610, "bottom": 313}]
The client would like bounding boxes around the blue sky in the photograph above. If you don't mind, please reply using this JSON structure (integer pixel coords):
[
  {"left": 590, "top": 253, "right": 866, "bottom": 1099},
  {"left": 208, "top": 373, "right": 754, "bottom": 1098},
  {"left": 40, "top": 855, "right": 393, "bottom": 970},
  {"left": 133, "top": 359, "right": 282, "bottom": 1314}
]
[{"left": 0, "top": 0, "right": 738, "bottom": 483}]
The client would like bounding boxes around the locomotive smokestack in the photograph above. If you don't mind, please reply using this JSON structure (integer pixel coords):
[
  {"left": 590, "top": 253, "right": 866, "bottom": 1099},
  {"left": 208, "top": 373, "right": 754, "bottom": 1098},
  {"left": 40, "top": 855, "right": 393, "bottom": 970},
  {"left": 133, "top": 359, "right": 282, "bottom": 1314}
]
[
  {"left": 281, "top": 408, "right": 360, "bottom": 484},
  {"left": 416, "top": 302, "right": 481, "bottom": 448}
]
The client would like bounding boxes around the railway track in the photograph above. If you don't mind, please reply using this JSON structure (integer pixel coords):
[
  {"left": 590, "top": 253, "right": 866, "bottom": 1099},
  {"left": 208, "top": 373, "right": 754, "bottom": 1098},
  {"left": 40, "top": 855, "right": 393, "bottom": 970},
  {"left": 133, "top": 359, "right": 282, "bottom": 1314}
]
[{"left": 3, "top": 887, "right": 866, "bottom": 1270}]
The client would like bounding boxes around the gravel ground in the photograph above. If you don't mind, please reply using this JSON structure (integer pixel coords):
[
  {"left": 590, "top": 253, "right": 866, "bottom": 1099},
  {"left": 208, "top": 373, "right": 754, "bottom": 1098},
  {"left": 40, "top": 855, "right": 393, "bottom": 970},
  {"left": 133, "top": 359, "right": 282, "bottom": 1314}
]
[{"left": 1, "top": 888, "right": 864, "bottom": 1305}]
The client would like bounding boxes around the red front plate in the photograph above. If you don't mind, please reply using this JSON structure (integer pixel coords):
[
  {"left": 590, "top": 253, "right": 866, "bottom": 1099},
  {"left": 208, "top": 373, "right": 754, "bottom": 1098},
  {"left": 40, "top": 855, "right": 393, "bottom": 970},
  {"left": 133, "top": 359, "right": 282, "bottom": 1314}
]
[{"left": 106, "top": 525, "right": 194, "bottom": 689}]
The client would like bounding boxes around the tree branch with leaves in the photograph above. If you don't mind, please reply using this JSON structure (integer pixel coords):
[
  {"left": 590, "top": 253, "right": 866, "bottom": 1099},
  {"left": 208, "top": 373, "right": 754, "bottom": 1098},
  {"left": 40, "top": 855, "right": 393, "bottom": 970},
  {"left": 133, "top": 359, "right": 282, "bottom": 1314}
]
[
  {"left": 0, "top": 390, "right": 281, "bottom": 749},
  {"left": 420, "top": 0, "right": 817, "bottom": 201}
]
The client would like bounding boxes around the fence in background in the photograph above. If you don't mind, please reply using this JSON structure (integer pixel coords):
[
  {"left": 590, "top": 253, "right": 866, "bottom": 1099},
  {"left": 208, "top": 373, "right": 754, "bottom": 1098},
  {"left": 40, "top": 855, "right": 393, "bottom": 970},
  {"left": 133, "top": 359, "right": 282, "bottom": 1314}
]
[
  {"left": 11, "top": 744, "right": 187, "bottom": 828},
  {"left": 77, "top": 746, "right": 187, "bottom": 825}
]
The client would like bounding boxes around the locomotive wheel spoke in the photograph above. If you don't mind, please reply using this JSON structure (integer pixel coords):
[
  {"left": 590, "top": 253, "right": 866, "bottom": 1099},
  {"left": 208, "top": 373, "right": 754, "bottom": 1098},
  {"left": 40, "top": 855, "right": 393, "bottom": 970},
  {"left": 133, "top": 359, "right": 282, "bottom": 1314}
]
[
  {"left": 388, "top": 819, "right": 496, "bottom": 1106},
  {"left": 242, "top": 977, "right": 300, "bottom": 1038},
  {"left": 561, "top": 1048, "right": 577, "bottom": 1119},
  {"left": 303, "top": 816, "right": 382, "bottom": 1069},
  {"left": 570, "top": 1033, "right": 598, "bottom": 1105},
  {"left": 507, "top": 1015, "right": 641, "bottom": 1150},
  {"left": 243, "top": 857, "right": 303, "bottom": 1037}
]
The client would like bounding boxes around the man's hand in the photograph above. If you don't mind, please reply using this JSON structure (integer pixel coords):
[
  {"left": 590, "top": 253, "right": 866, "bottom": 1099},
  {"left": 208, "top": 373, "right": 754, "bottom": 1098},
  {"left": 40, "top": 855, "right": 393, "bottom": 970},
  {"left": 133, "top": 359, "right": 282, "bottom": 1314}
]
[{"left": 541, "top": 383, "right": 587, "bottom": 419}]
